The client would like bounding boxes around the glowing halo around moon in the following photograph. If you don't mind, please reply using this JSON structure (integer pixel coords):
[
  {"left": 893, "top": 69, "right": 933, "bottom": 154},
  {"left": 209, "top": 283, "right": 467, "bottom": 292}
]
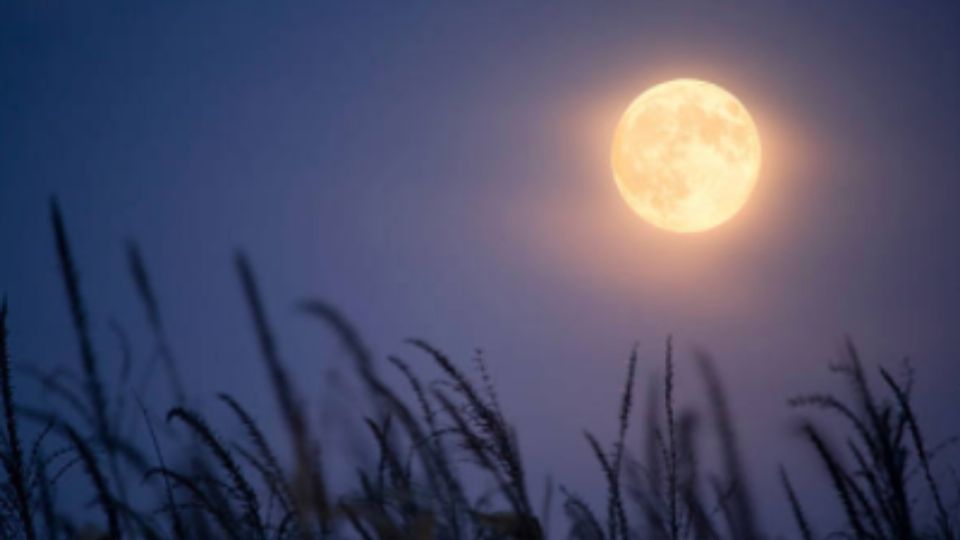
[{"left": 611, "top": 79, "right": 761, "bottom": 233}]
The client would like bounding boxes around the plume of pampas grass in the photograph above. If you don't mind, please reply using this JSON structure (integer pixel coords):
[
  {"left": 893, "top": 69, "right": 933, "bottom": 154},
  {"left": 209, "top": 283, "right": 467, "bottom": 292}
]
[
  {"left": 64, "top": 425, "right": 120, "bottom": 540},
  {"left": 166, "top": 406, "right": 265, "bottom": 538},
  {"left": 1, "top": 300, "right": 36, "bottom": 540},
  {"left": 237, "top": 254, "right": 329, "bottom": 534},
  {"left": 779, "top": 466, "right": 813, "bottom": 540},
  {"left": 2, "top": 200, "right": 957, "bottom": 540},
  {"left": 126, "top": 242, "right": 186, "bottom": 403}
]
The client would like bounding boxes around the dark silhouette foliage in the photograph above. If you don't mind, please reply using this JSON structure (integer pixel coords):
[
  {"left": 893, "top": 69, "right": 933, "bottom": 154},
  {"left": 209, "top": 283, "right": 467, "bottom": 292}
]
[{"left": 0, "top": 201, "right": 956, "bottom": 539}]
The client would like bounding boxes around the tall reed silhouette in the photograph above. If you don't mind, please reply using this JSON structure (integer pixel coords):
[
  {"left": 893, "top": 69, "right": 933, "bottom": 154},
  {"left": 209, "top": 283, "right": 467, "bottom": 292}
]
[{"left": 0, "top": 201, "right": 956, "bottom": 539}]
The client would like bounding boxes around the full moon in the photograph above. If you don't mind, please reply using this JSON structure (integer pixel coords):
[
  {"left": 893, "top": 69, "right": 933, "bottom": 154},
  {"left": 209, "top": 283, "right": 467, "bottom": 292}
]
[{"left": 611, "top": 79, "right": 761, "bottom": 233}]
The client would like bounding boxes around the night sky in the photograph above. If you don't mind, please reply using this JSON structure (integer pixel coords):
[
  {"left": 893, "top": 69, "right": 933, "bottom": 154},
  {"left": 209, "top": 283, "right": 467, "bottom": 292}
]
[{"left": 2, "top": 2, "right": 959, "bottom": 534}]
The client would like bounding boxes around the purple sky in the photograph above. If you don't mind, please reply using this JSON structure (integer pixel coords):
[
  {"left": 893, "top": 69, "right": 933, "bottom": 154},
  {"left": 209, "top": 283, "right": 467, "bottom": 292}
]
[{"left": 2, "top": 2, "right": 959, "bottom": 533}]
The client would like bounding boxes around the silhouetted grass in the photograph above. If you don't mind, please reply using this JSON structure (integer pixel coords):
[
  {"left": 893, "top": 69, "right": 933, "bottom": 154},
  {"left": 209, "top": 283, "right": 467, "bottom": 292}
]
[
  {"left": 239, "top": 254, "right": 330, "bottom": 536},
  {"left": 50, "top": 200, "right": 110, "bottom": 444},
  {"left": 64, "top": 424, "right": 120, "bottom": 540},
  {"left": 787, "top": 339, "right": 958, "bottom": 540},
  {"left": 778, "top": 466, "right": 812, "bottom": 540},
  {"left": 127, "top": 242, "right": 186, "bottom": 404},
  {"left": 0, "top": 202, "right": 957, "bottom": 539},
  {"left": 2, "top": 299, "right": 36, "bottom": 540}
]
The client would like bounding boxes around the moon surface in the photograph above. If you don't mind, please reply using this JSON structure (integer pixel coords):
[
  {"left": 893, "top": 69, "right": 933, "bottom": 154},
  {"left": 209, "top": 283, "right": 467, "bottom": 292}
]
[{"left": 611, "top": 79, "right": 761, "bottom": 233}]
